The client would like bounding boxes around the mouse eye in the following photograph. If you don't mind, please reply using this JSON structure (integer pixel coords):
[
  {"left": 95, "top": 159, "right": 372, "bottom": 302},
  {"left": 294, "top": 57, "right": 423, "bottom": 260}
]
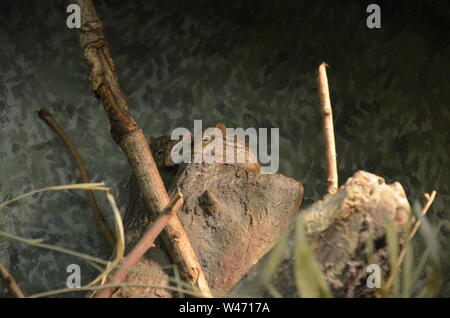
[
  {"left": 156, "top": 150, "right": 164, "bottom": 157},
  {"left": 203, "top": 135, "right": 210, "bottom": 142}
]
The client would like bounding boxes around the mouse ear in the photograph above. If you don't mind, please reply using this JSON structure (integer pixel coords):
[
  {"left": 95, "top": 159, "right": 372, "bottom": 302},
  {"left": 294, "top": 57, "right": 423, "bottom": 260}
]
[
  {"left": 215, "top": 122, "right": 226, "bottom": 136},
  {"left": 149, "top": 136, "right": 155, "bottom": 146}
]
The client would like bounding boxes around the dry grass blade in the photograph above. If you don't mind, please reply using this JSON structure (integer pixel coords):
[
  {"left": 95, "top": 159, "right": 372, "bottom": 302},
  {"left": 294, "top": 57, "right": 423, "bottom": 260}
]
[
  {"left": 0, "top": 182, "right": 126, "bottom": 298},
  {"left": 385, "top": 191, "right": 437, "bottom": 291},
  {"left": 0, "top": 230, "right": 109, "bottom": 265},
  {"left": 85, "top": 192, "right": 126, "bottom": 290},
  {"left": 28, "top": 282, "right": 203, "bottom": 298},
  {"left": 0, "top": 183, "right": 109, "bottom": 210}
]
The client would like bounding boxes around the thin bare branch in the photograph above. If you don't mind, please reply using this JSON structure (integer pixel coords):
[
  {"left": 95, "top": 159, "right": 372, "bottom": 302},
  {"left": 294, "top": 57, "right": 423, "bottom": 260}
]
[
  {"left": 316, "top": 62, "right": 338, "bottom": 195},
  {"left": 409, "top": 191, "right": 437, "bottom": 240},
  {"left": 0, "top": 183, "right": 109, "bottom": 210},
  {"left": 95, "top": 189, "right": 184, "bottom": 298},
  {"left": 385, "top": 190, "right": 437, "bottom": 290},
  {"left": 38, "top": 108, "right": 115, "bottom": 247},
  {"left": 0, "top": 262, "right": 26, "bottom": 298}
]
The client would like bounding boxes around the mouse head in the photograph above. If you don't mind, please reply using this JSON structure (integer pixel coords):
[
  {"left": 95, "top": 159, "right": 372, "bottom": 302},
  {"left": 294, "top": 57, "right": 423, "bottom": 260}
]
[
  {"left": 199, "top": 122, "right": 227, "bottom": 146},
  {"left": 149, "top": 135, "right": 180, "bottom": 167}
]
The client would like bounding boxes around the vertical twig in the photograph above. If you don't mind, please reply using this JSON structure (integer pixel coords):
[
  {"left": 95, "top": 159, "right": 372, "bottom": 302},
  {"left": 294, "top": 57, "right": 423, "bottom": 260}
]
[
  {"left": 0, "top": 262, "right": 26, "bottom": 298},
  {"left": 316, "top": 62, "right": 338, "bottom": 195},
  {"left": 73, "top": 0, "right": 212, "bottom": 297}
]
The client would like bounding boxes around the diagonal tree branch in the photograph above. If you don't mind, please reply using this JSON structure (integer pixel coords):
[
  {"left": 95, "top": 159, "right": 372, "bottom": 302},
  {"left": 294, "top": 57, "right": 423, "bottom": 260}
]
[
  {"left": 73, "top": 0, "right": 212, "bottom": 297},
  {"left": 95, "top": 189, "right": 184, "bottom": 298},
  {"left": 0, "top": 261, "right": 26, "bottom": 298}
]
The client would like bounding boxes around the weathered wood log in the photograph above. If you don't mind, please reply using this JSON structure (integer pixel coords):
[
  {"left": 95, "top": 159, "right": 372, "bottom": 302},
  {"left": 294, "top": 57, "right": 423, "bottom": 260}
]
[
  {"left": 228, "top": 170, "right": 411, "bottom": 297},
  {"left": 121, "top": 163, "right": 304, "bottom": 297}
]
